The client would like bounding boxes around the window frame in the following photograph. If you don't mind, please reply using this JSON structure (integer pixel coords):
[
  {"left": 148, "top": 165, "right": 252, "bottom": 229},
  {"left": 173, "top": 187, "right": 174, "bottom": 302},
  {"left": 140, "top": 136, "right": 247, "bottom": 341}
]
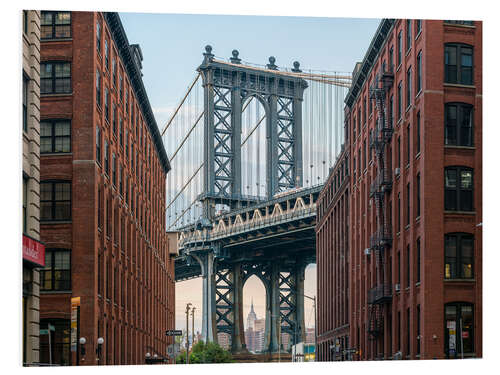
[
  {"left": 40, "top": 119, "right": 71, "bottom": 154},
  {"left": 40, "top": 61, "right": 71, "bottom": 95},
  {"left": 445, "top": 102, "right": 474, "bottom": 147},
  {"left": 406, "top": 19, "right": 412, "bottom": 52},
  {"left": 40, "top": 180, "right": 72, "bottom": 222},
  {"left": 444, "top": 43, "right": 474, "bottom": 85},
  {"left": 23, "top": 74, "right": 29, "bottom": 131},
  {"left": 96, "top": 69, "right": 101, "bottom": 108},
  {"left": 416, "top": 51, "right": 422, "bottom": 94},
  {"left": 41, "top": 11, "right": 71, "bottom": 40},
  {"left": 96, "top": 126, "right": 101, "bottom": 165},
  {"left": 444, "top": 302, "right": 474, "bottom": 357},
  {"left": 444, "top": 166, "right": 474, "bottom": 211},
  {"left": 445, "top": 232, "right": 474, "bottom": 279},
  {"left": 40, "top": 248, "right": 72, "bottom": 292},
  {"left": 96, "top": 20, "right": 101, "bottom": 54}
]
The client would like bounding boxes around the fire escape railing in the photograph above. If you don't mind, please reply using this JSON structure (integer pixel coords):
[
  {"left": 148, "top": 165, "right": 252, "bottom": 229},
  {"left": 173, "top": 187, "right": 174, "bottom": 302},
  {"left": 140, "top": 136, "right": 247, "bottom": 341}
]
[{"left": 367, "top": 65, "right": 394, "bottom": 339}]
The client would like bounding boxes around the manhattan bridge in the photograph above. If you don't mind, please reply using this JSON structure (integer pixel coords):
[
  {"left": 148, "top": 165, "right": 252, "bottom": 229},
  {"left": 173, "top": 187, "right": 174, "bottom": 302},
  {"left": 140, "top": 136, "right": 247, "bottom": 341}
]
[{"left": 161, "top": 45, "right": 351, "bottom": 357}]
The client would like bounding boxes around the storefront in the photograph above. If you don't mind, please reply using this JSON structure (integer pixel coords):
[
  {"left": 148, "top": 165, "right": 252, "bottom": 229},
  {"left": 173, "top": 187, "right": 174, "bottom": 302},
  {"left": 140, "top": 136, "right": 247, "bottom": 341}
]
[{"left": 22, "top": 234, "right": 45, "bottom": 365}]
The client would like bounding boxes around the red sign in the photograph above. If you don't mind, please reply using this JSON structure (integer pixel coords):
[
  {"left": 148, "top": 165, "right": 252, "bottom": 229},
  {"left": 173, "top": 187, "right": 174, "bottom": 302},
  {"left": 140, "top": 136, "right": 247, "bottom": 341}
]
[
  {"left": 22, "top": 235, "right": 45, "bottom": 267},
  {"left": 462, "top": 331, "right": 469, "bottom": 339}
]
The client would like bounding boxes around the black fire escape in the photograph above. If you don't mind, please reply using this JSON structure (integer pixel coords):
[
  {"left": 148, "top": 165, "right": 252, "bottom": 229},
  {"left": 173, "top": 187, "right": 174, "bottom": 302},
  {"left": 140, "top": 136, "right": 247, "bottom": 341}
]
[{"left": 367, "top": 66, "right": 394, "bottom": 340}]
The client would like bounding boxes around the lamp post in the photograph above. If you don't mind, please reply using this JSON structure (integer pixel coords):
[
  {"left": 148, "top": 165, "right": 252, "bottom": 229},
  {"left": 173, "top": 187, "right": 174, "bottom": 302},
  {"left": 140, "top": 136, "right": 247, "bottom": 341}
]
[
  {"left": 185, "top": 303, "right": 192, "bottom": 365},
  {"left": 191, "top": 307, "right": 196, "bottom": 348},
  {"left": 96, "top": 337, "right": 104, "bottom": 365},
  {"left": 78, "top": 337, "right": 86, "bottom": 365}
]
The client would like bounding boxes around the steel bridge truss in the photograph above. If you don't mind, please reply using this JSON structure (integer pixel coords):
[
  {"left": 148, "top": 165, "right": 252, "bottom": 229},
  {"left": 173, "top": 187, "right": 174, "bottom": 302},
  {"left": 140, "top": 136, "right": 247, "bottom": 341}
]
[{"left": 198, "top": 46, "right": 308, "bottom": 215}]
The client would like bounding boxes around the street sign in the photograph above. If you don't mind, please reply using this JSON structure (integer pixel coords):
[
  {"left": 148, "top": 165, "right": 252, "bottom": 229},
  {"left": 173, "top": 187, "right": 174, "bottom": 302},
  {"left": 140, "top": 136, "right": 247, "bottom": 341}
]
[{"left": 165, "top": 329, "right": 183, "bottom": 336}]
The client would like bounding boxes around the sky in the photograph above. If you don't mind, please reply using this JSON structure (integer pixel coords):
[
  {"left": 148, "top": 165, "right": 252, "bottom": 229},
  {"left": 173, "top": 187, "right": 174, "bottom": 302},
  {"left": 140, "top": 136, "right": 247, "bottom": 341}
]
[{"left": 119, "top": 12, "right": 381, "bottom": 334}]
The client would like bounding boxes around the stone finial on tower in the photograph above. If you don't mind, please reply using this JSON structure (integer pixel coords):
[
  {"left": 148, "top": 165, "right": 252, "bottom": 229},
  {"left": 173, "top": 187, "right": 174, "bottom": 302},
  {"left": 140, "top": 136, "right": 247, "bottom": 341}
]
[
  {"left": 267, "top": 56, "right": 278, "bottom": 70},
  {"left": 230, "top": 49, "right": 241, "bottom": 64},
  {"left": 203, "top": 45, "right": 214, "bottom": 63},
  {"left": 292, "top": 61, "right": 302, "bottom": 73}
]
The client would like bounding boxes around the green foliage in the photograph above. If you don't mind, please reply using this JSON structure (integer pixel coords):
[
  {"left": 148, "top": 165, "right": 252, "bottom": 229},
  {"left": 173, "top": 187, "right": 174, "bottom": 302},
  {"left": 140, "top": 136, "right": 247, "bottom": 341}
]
[{"left": 175, "top": 341, "right": 234, "bottom": 364}]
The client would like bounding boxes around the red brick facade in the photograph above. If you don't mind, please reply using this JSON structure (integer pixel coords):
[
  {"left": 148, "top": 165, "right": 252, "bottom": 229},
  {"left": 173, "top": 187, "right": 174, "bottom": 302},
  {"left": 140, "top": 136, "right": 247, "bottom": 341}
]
[
  {"left": 316, "top": 146, "right": 350, "bottom": 361},
  {"left": 39, "top": 11, "right": 175, "bottom": 365},
  {"left": 317, "top": 19, "right": 482, "bottom": 361}
]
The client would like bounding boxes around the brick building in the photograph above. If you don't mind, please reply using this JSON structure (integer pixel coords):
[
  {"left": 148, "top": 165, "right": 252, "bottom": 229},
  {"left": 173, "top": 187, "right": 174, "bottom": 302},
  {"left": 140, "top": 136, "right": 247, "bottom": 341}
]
[
  {"left": 38, "top": 11, "right": 175, "bottom": 365},
  {"left": 22, "top": 10, "right": 44, "bottom": 366},
  {"left": 317, "top": 19, "right": 482, "bottom": 361},
  {"left": 316, "top": 145, "right": 349, "bottom": 361}
]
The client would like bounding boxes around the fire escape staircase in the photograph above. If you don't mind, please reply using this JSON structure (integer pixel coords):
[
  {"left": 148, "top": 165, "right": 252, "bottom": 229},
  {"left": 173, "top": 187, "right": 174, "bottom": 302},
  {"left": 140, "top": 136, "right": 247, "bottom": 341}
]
[{"left": 367, "top": 67, "right": 394, "bottom": 339}]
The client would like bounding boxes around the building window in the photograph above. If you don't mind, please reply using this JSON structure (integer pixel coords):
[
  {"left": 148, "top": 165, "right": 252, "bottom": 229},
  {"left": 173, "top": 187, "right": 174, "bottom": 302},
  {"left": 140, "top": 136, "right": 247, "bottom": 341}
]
[
  {"left": 353, "top": 116, "right": 356, "bottom": 139},
  {"left": 445, "top": 233, "right": 474, "bottom": 279},
  {"left": 416, "top": 305, "right": 421, "bottom": 355},
  {"left": 390, "top": 95, "right": 394, "bottom": 126},
  {"left": 445, "top": 44, "right": 473, "bottom": 85},
  {"left": 104, "top": 139, "right": 109, "bottom": 175},
  {"left": 406, "top": 67, "right": 412, "bottom": 108},
  {"left": 104, "top": 87, "right": 109, "bottom": 121},
  {"left": 397, "top": 192, "right": 401, "bottom": 232},
  {"left": 445, "top": 103, "right": 473, "bottom": 146},
  {"left": 112, "top": 59, "right": 116, "bottom": 87},
  {"left": 23, "top": 177, "right": 28, "bottom": 234},
  {"left": 40, "top": 181, "right": 71, "bottom": 221},
  {"left": 96, "top": 21, "right": 101, "bottom": 54},
  {"left": 406, "top": 124, "right": 410, "bottom": 165},
  {"left": 23, "top": 10, "right": 28, "bottom": 34},
  {"left": 40, "top": 120, "right": 71, "bottom": 153},
  {"left": 104, "top": 39, "right": 109, "bottom": 70},
  {"left": 406, "top": 183, "right": 410, "bottom": 225},
  {"left": 398, "top": 81, "right": 402, "bottom": 119},
  {"left": 96, "top": 126, "right": 101, "bottom": 165},
  {"left": 416, "top": 20, "right": 422, "bottom": 36},
  {"left": 96, "top": 69, "right": 101, "bottom": 107},
  {"left": 444, "top": 20, "right": 474, "bottom": 26},
  {"left": 40, "top": 249, "right": 71, "bottom": 291},
  {"left": 119, "top": 74, "right": 123, "bottom": 100},
  {"left": 445, "top": 166, "right": 473, "bottom": 211},
  {"left": 406, "top": 307, "right": 410, "bottom": 355},
  {"left": 416, "top": 51, "right": 422, "bottom": 94},
  {"left": 112, "top": 104, "right": 117, "bottom": 134},
  {"left": 119, "top": 117, "right": 123, "bottom": 147},
  {"left": 41, "top": 62, "right": 71, "bottom": 94},
  {"left": 397, "top": 136, "right": 401, "bottom": 167},
  {"left": 39, "top": 319, "right": 71, "bottom": 366},
  {"left": 389, "top": 46, "right": 394, "bottom": 71},
  {"left": 398, "top": 30, "right": 402, "bottom": 66},
  {"left": 416, "top": 238, "right": 421, "bottom": 283},
  {"left": 416, "top": 111, "right": 421, "bottom": 154},
  {"left": 112, "top": 153, "right": 116, "bottom": 186},
  {"left": 23, "top": 74, "right": 29, "bottom": 131},
  {"left": 406, "top": 244, "right": 410, "bottom": 287},
  {"left": 41, "top": 11, "right": 71, "bottom": 39},
  {"left": 406, "top": 20, "right": 412, "bottom": 51},
  {"left": 416, "top": 173, "right": 421, "bottom": 217},
  {"left": 444, "top": 303, "right": 474, "bottom": 357}
]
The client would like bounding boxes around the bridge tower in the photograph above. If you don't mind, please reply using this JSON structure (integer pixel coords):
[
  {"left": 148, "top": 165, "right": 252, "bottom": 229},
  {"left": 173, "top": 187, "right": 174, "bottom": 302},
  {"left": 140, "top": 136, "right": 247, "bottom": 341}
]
[{"left": 198, "top": 46, "right": 308, "bottom": 219}]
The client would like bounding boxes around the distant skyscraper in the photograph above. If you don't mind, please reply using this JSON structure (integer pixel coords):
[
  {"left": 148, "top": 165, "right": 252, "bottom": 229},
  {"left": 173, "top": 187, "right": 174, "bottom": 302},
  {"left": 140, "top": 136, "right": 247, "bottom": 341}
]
[{"left": 247, "top": 298, "right": 257, "bottom": 330}]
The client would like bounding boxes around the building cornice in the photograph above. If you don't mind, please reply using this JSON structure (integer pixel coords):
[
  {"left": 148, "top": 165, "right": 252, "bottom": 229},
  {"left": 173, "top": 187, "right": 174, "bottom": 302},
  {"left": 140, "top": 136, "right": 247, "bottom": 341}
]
[
  {"left": 104, "top": 12, "right": 171, "bottom": 174},
  {"left": 345, "top": 18, "right": 395, "bottom": 108}
]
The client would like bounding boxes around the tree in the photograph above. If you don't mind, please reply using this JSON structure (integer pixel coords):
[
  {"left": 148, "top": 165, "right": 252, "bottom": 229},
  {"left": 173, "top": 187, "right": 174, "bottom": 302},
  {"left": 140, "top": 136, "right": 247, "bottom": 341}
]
[{"left": 175, "top": 341, "right": 234, "bottom": 364}]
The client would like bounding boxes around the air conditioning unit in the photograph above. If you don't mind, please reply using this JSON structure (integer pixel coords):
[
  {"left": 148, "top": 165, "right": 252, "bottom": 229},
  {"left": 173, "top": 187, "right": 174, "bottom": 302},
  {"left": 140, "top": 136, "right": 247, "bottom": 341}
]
[
  {"left": 394, "top": 283, "right": 401, "bottom": 292},
  {"left": 394, "top": 167, "right": 401, "bottom": 177},
  {"left": 364, "top": 248, "right": 371, "bottom": 256}
]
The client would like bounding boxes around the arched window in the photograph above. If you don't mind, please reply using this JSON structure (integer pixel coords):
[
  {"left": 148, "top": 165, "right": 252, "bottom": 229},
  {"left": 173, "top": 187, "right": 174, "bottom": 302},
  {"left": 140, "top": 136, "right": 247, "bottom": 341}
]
[
  {"left": 444, "top": 302, "right": 474, "bottom": 357},
  {"left": 444, "top": 166, "right": 473, "bottom": 211},
  {"left": 445, "top": 233, "right": 474, "bottom": 279}
]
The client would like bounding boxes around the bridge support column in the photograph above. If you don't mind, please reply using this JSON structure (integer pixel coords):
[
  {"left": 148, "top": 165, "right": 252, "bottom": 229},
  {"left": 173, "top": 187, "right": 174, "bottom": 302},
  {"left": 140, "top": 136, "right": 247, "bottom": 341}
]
[
  {"left": 194, "top": 252, "right": 217, "bottom": 343},
  {"left": 266, "top": 262, "right": 281, "bottom": 353},
  {"left": 294, "top": 262, "right": 306, "bottom": 345},
  {"left": 231, "top": 262, "right": 247, "bottom": 354}
]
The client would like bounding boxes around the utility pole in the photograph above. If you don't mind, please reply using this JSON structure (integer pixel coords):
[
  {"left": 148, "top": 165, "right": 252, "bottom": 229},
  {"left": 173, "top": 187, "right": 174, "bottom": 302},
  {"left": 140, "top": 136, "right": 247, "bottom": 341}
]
[
  {"left": 191, "top": 307, "right": 196, "bottom": 348},
  {"left": 185, "top": 303, "right": 192, "bottom": 364}
]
